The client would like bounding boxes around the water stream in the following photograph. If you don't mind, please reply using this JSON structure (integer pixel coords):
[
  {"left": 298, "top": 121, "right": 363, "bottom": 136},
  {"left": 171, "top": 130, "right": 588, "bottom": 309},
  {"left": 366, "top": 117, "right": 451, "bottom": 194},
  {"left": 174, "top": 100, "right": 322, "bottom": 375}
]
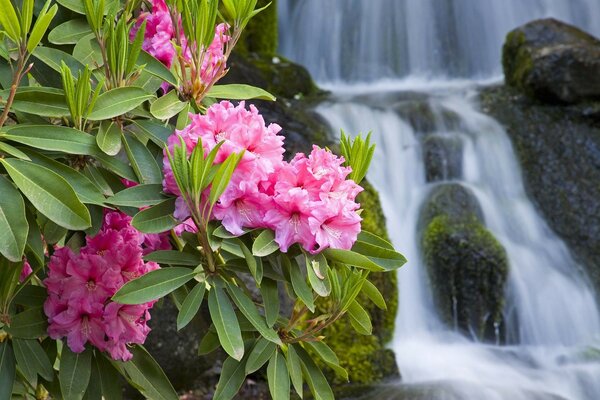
[{"left": 279, "top": 1, "right": 600, "bottom": 399}]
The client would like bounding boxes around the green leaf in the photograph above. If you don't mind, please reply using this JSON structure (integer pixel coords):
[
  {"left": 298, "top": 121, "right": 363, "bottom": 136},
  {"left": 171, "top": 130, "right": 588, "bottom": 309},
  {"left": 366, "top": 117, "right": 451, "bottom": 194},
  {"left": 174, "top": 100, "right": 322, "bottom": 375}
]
[
  {"left": 1, "top": 87, "right": 69, "bottom": 117},
  {"left": 112, "top": 346, "right": 177, "bottom": 400},
  {"left": 0, "top": 0, "right": 21, "bottom": 41},
  {"left": 13, "top": 338, "right": 54, "bottom": 382},
  {"left": 143, "top": 250, "right": 201, "bottom": 267},
  {"left": 0, "top": 175, "right": 28, "bottom": 262},
  {"left": 213, "top": 356, "right": 247, "bottom": 400},
  {"left": 0, "top": 341, "right": 15, "bottom": 400},
  {"left": 237, "top": 239, "right": 262, "bottom": 284},
  {"left": 87, "top": 87, "right": 154, "bottom": 121},
  {"left": 267, "top": 351, "right": 290, "bottom": 400},
  {"left": 323, "top": 248, "right": 384, "bottom": 271},
  {"left": 97, "top": 121, "right": 122, "bottom": 156},
  {"left": 93, "top": 150, "right": 138, "bottom": 182},
  {"left": 27, "top": 4, "right": 58, "bottom": 52},
  {"left": 347, "top": 300, "right": 372, "bottom": 335},
  {"left": 304, "top": 341, "right": 348, "bottom": 381},
  {"left": 112, "top": 267, "right": 196, "bottom": 305},
  {"left": 198, "top": 330, "right": 220, "bottom": 355},
  {"left": 296, "top": 346, "right": 334, "bottom": 400},
  {"left": 59, "top": 346, "right": 92, "bottom": 400},
  {"left": 176, "top": 282, "right": 205, "bottom": 330},
  {"left": 0, "top": 159, "right": 91, "bottom": 230},
  {"left": 23, "top": 149, "right": 106, "bottom": 205},
  {"left": 260, "top": 278, "right": 279, "bottom": 328},
  {"left": 2, "top": 125, "right": 98, "bottom": 155},
  {"left": 48, "top": 19, "right": 92, "bottom": 44},
  {"left": 208, "top": 280, "right": 244, "bottom": 361},
  {"left": 94, "top": 354, "right": 122, "bottom": 400},
  {"left": 57, "top": 0, "right": 119, "bottom": 14},
  {"left": 245, "top": 338, "right": 276, "bottom": 374},
  {"left": 0, "top": 141, "right": 30, "bottom": 160},
  {"left": 252, "top": 229, "right": 279, "bottom": 257},
  {"left": 137, "top": 50, "right": 177, "bottom": 87},
  {"left": 209, "top": 151, "right": 244, "bottom": 206},
  {"left": 130, "top": 120, "right": 172, "bottom": 147},
  {"left": 107, "top": 184, "right": 166, "bottom": 208},
  {"left": 122, "top": 134, "right": 162, "bottom": 184},
  {"left": 207, "top": 84, "right": 275, "bottom": 101},
  {"left": 131, "top": 198, "right": 178, "bottom": 234},
  {"left": 72, "top": 34, "right": 103, "bottom": 66},
  {"left": 351, "top": 239, "right": 407, "bottom": 271},
  {"left": 357, "top": 230, "right": 395, "bottom": 250},
  {"left": 361, "top": 279, "right": 386, "bottom": 310},
  {"left": 150, "top": 90, "right": 187, "bottom": 120},
  {"left": 13, "top": 285, "right": 47, "bottom": 308},
  {"left": 305, "top": 253, "right": 330, "bottom": 297},
  {"left": 5, "top": 307, "right": 47, "bottom": 339},
  {"left": 287, "top": 257, "right": 315, "bottom": 312},
  {"left": 225, "top": 282, "right": 282, "bottom": 345},
  {"left": 33, "top": 47, "right": 85, "bottom": 76},
  {"left": 286, "top": 345, "right": 303, "bottom": 399}
]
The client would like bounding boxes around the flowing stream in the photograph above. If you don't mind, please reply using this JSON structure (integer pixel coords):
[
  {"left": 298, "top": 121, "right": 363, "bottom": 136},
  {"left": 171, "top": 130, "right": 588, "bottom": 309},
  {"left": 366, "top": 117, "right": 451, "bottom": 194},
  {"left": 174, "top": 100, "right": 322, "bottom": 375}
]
[{"left": 279, "top": 1, "right": 600, "bottom": 399}]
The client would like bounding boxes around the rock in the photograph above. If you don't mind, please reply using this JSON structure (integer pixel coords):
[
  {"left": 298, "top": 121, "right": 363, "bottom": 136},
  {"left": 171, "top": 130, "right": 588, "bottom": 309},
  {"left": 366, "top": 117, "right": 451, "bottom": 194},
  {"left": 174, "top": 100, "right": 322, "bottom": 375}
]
[
  {"left": 480, "top": 85, "right": 600, "bottom": 295},
  {"left": 394, "top": 99, "right": 461, "bottom": 133},
  {"left": 419, "top": 184, "right": 508, "bottom": 341},
  {"left": 503, "top": 18, "right": 600, "bottom": 103},
  {"left": 422, "top": 134, "right": 464, "bottom": 182}
]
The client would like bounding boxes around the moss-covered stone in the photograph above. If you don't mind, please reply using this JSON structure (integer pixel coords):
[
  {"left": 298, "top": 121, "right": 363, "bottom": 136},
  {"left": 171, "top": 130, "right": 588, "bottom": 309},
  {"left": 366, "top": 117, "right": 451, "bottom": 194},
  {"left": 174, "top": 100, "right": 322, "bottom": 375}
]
[
  {"left": 422, "top": 134, "right": 464, "bottom": 183},
  {"left": 480, "top": 84, "right": 600, "bottom": 296},
  {"left": 419, "top": 184, "right": 508, "bottom": 341},
  {"left": 236, "top": 0, "right": 278, "bottom": 56}
]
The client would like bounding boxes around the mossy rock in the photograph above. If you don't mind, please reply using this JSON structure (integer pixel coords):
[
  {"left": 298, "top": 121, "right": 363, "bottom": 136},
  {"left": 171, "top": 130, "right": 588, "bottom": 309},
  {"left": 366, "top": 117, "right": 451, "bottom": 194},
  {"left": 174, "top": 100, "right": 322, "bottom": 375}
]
[
  {"left": 236, "top": 0, "right": 278, "bottom": 56},
  {"left": 422, "top": 134, "right": 464, "bottom": 182},
  {"left": 503, "top": 18, "right": 600, "bottom": 104},
  {"left": 419, "top": 184, "right": 508, "bottom": 341},
  {"left": 479, "top": 84, "right": 600, "bottom": 296}
]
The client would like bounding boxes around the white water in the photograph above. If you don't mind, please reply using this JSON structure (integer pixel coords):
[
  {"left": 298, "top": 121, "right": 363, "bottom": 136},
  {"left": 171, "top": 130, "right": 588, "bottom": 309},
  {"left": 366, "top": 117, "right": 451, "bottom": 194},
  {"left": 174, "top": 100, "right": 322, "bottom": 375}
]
[{"left": 279, "top": 1, "right": 600, "bottom": 399}]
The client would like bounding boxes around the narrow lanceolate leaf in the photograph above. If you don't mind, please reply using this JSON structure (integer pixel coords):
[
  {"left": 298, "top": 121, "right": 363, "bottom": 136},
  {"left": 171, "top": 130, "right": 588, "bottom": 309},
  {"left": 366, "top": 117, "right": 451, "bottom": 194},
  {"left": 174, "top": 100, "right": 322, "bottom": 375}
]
[
  {"left": 304, "top": 341, "right": 348, "bottom": 381},
  {"left": 0, "top": 141, "right": 30, "bottom": 160},
  {"left": 0, "top": 0, "right": 21, "bottom": 41},
  {"left": 176, "top": 283, "right": 206, "bottom": 330},
  {"left": 305, "top": 253, "right": 331, "bottom": 297},
  {"left": 238, "top": 239, "right": 262, "bottom": 284},
  {"left": 5, "top": 307, "right": 47, "bottom": 339},
  {"left": 13, "top": 338, "right": 54, "bottom": 382},
  {"left": 252, "top": 229, "right": 279, "bottom": 257},
  {"left": 108, "top": 184, "right": 166, "bottom": 208},
  {"left": 59, "top": 346, "right": 92, "bottom": 400},
  {"left": 97, "top": 121, "right": 122, "bottom": 156},
  {"left": 0, "top": 341, "right": 16, "bottom": 400},
  {"left": 286, "top": 345, "right": 303, "bottom": 399},
  {"left": 131, "top": 119, "right": 172, "bottom": 147},
  {"left": 245, "top": 338, "right": 276, "bottom": 374},
  {"left": 267, "top": 351, "right": 290, "bottom": 400},
  {"left": 0, "top": 175, "right": 28, "bottom": 261},
  {"left": 122, "top": 134, "right": 162, "bottom": 184},
  {"left": 27, "top": 4, "right": 58, "bottom": 52},
  {"left": 1, "top": 159, "right": 91, "bottom": 230},
  {"left": 137, "top": 51, "right": 177, "bottom": 87},
  {"left": 150, "top": 90, "right": 187, "bottom": 120},
  {"left": 94, "top": 354, "right": 122, "bottom": 400},
  {"left": 0, "top": 87, "right": 69, "bottom": 117},
  {"left": 112, "top": 267, "right": 196, "bottom": 305},
  {"left": 111, "top": 346, "right": 177, "bottom": 400},
  {"left": 131, "top": 198, "right": 178, "bottom": 234},
  {"left": 260, "top": 278, "right": 280, "bottom": 328},
  {"left": 288, "top": 258, "right": 315, "bottom": 312},
  {"left": 323, "top": 248, "right": 384, "bottom": 271},
  {"left": 87, "top": 87, "right": 154, "bottom": 120},
  {"left": 48, "top": 19, "right": 92, "bottom": 44},
  {"left": 208, "top": 281, "right": 244, "bottom": 361},
  {"left": 296, "top": 346, "right": 334, "bottom": 400},
  {"left": 213, "top": 356, "right": 248, "bottom": 400},
  {"left": 351, "top": 239, "right": 407, "bottom": 271},
  {"left": 143, "top": 250, "right": 201, "bottom": 267},
  {"left": 347, "top": 300, "right": 372, "bottom": 335},
  {"left": 207, "top": 84, "right": 276, "bottom": 101},
  {"left": 2, "top": 125, "right": 97, "bottom": 155},
  {"left": 209, "top": 151, "right": 244, "bottom": 205},
  {"left": 361, "top": 278, "right": 387, "bottom": 310},
  {"left": 225, "top": 282, "right": 282, "bottom": 345}
]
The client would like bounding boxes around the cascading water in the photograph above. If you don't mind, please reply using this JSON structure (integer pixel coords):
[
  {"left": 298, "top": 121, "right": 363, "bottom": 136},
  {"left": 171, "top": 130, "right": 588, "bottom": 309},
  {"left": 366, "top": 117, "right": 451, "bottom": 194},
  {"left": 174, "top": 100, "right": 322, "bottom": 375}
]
[{"left": 279, "top": 1, "right": 600, "bottom": 399}]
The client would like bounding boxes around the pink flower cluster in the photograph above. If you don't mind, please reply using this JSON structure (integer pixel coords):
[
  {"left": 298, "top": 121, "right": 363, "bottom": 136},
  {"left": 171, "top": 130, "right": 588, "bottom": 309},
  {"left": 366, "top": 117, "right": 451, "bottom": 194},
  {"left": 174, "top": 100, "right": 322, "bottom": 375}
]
[
  {"left": 163, "top": 101, "right": 363, "bottom": 254},
  {"left": 133, "top": 0, "right": 229, "bottom": 85},
  {"left": 43, "top": 212, "right": 161, "bottom": 361}
]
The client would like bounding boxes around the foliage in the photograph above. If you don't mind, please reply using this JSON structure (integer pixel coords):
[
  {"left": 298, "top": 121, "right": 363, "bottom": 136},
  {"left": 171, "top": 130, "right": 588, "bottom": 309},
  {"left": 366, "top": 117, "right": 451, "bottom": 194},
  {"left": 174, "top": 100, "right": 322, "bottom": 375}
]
[{"left": 0, "top": 1, "right": 406, "bottom": 399}]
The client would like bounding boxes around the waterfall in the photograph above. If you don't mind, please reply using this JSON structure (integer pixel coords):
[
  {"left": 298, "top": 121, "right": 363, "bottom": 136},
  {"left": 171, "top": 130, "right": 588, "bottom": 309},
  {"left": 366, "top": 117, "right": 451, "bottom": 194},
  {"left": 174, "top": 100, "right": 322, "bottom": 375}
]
[
  {"left": 279, "top": 0, "right": 600, "bottom": 83},
  {"left": 279, "top": 1, "right": 600, "bottom": 399}
]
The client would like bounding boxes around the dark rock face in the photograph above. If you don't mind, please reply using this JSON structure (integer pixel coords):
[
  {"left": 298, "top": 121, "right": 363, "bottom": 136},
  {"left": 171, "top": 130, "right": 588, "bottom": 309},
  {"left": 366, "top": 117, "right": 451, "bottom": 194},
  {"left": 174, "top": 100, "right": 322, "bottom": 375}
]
[
  {"left": 422, "top": 134, "right": 464, "bottom": 182},
  {"left": 419, "top": 184, "right": 509, "bottom": 341},
  {"left": 480, "top": 84, "right": 600, "bottom": 294},
  {"left": 503, "top": 18, "right": 600, "bottom": 104}
]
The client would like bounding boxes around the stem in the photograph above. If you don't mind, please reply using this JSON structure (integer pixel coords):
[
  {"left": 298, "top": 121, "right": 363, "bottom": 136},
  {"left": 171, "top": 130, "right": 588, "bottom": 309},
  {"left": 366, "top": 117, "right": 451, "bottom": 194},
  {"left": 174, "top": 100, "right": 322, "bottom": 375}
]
[{"left": 0, "top": 48, "right": 27, "bottom": 129}]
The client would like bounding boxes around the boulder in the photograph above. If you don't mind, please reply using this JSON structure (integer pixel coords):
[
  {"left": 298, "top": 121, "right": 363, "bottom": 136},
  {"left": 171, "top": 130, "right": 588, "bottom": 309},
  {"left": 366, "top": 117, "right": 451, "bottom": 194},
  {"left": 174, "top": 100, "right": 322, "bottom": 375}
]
[
  {"left": 503, "top": 18, "right": 600, "bottom": 103},
  {"left": 422, "top": 134, "right": 464, "bottom": 182},
  {"left": 419, "top": 184, "right": 509, "bottom": 341}
]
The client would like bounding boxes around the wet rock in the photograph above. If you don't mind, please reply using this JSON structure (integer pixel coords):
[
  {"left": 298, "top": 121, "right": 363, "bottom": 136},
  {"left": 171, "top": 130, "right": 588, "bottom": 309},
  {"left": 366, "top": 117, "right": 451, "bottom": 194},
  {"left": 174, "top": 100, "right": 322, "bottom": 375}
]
[
  {"left": 480, "top": 84, "right": 600, "bottom": 295},
  {"left": 419, "top": 183, "right": 509, "bottom": 341},
  {"left": 503, "top": 18, "right": 600, "bottom": 104},
  {"left": 394, "top": 99, "right": 461, "bottom": 133},
  {"left": 422, "top": 134, "right": 464, "bottom": 182}
]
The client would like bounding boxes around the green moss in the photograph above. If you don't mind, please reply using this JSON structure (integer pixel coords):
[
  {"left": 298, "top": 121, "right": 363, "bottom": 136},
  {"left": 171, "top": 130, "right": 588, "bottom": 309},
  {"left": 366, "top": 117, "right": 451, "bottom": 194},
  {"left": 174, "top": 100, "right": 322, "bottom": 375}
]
[
  {"left": 315, "top": 180, "right": 400, "bottom": 384},
  {"left": 237, "top": 0, "right": 278, "bottom": 55}
]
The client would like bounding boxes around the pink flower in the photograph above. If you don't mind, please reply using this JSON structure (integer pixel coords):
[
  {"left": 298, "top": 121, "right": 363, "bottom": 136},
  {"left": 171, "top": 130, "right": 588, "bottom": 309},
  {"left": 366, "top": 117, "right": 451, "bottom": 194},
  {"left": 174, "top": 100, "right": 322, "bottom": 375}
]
[
  {"left": 308, "top": 198, "right": 362, "bottom": 252},
  {"left": 19, "top": 259, "right": 32, "bottom": 283}
]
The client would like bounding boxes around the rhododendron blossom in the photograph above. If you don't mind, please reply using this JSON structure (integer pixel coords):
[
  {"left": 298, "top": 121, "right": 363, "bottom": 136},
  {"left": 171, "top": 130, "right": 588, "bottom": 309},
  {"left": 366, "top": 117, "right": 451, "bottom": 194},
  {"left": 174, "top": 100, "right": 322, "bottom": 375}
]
[
  {"left": 43, "top": 211, "right": 160, "bottom": 361},
  {"left": 163, "top": 101, "right": 363, "bottom": 254}
]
